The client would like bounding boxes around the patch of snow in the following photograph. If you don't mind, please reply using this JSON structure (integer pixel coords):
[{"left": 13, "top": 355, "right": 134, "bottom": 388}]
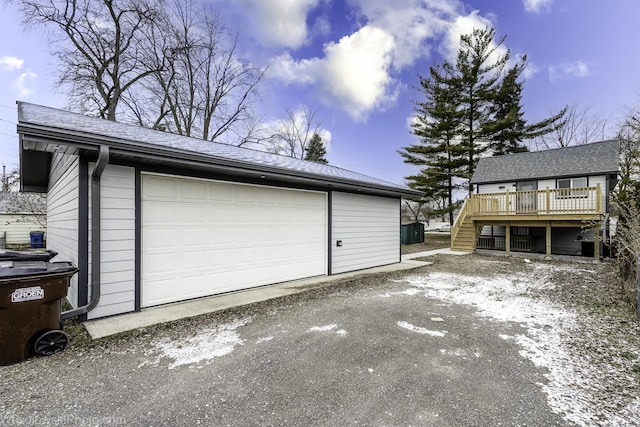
[
  {"left": 153, "top": 317, "right": 251, "bottom": 369},
  {"left": 336, "top": 329, "right": 348, "bottom": 336},
  {"left": 397, "top": 321, "right": 446, "bottom": 337},
  {"left": 256, "top": 336, "right": 274, "bottom": 344},
  {"left": 392, "top": 262, "right": 637, "bottom": 426},
  {"left": 368, "top": 368, "right": 374, "bottom": 373},
  {"left": 439, "top": 348, "right": 466, "bottom": 357},
  {"left": 308, "top": 324, "right": 337, "bottom": 332}
]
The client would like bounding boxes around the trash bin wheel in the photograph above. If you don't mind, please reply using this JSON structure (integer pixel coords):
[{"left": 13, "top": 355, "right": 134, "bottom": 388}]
[{"left": 34, "top": 330, "right": 69, "bottom": 356}]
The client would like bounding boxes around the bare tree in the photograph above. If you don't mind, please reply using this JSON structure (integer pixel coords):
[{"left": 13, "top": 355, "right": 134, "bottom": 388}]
[
  {"left": 17, "top": 0, "right": 160, "bottom": 120},
  {"left": 128, "top": 0, "right": 265, "bottom": 144},
  {"left": 533, "top": 103, "right": 610, "bottom": 149},
  {"left": 612, "top": 102, "right": 640, "bottom": 312},
  {"left": 264, "top": 108, "right": 321, "bottom": 159},
  {"left": 14, "top": 0, "right": 265, "bottom": 145},
  {"left": 1, "top": 168, "right": 46, "bottom": 229}
]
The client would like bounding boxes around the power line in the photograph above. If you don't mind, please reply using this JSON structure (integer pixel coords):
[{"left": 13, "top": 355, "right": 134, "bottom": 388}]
[{"left": 0, "top": 117, "right": 17, "bottom": 125}]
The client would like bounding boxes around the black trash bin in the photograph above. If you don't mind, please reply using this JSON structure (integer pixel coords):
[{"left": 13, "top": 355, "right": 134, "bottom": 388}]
[
  {"left": 0, "top": 249, "right": 58, "bottom": 262},
  {"left": 0, "top": 260, "right": 78, "bottom": 366}
]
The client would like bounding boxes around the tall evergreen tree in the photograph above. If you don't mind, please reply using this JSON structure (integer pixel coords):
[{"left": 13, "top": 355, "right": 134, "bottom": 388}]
[
  {"left": 488, "top": 59, "right": 529, "bottom": 155},
  {"left": 489, "top": 58, "right": 567, "bottom": 155},
  {"left": 403, "top": 26, "right": 568, "bottom": 211},
  {"left": 455, "top": 27, "right": 510, "bottom": 196},
  {"left": 400, "top": 63, "right": 465, "bottom": 225},
  {"left": 304, "top": 133, "right": 328, "bottom": 164}
]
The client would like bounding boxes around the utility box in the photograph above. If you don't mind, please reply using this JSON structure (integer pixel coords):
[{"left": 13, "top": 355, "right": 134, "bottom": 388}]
[{"left": 401, "top": 222, "right": 425, "bottom": 245}]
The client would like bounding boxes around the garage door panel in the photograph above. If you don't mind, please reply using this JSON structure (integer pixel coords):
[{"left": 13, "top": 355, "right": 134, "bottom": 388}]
[
  {"left": 145, "top": 175, "right": 178, "bottom": 198},
  {"left": 181, "top": 180, "right": 207, "bottom": 200},
  {"left": 142, "top": 174, "right": 327, "bottom": 307}
]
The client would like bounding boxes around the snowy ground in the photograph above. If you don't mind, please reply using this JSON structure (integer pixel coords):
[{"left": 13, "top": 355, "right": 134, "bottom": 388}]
[
  {"left": 144, "top": 255, "right": 640, "bottom": 426},
  {"left": 1, "top": 253, "right": 638, "bottom": 426},
  {"left": 388, "top": 257, "right": 640, "bottom": 427}
]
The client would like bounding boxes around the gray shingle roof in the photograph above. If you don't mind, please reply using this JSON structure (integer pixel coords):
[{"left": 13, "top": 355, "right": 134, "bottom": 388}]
[
  {"left": 470, "top": 140, "right": 619, "bottom": 184},
  {"left": 17, "top": 102, "right": 419, "bottom": 197}
]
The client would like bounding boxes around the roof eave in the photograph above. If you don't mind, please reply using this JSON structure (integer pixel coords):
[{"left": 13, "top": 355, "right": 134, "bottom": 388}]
[{"left": 18, "top": 122, "right": 422, "bottom": 199}]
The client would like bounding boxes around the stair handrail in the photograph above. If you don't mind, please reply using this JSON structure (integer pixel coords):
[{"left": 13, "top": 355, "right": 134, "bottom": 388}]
[{"left": 451, "top": 198, "right": 470, "bottom": 245}]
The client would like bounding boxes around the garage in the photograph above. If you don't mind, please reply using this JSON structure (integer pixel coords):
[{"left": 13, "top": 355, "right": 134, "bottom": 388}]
[
  {"left": 141, "top": 173, "right": 327, "bottom": 307},
  {"left": 18, "top": 102, "right": 421, "bottom": 320}
]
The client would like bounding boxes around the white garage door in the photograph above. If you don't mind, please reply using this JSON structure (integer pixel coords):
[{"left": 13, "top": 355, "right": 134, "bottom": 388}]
[
  {"left": 142, "top": 173, "right": 327, "bottom": 307},
  {"left": 331, "top": 192, "right": 400, "bottom": 274}
]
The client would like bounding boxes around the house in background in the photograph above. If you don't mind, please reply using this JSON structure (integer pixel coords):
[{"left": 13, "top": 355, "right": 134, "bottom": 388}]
[
  {"left": 16, "top": 102, "right": 421, "bottom": 321},
  {"left": 451, "top": 140, "right": 619, "bottom": 261},
  {"left": 0, "top": 192, "right": 46, "bottom": 249}
]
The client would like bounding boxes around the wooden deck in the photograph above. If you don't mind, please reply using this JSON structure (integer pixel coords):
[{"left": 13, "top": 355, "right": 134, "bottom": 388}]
[
  {"left": 451, "top": 185, "right": 605, "bottom": 259},
  {"left": 468, "top": 184, "right": 602, "bottom": 219}
]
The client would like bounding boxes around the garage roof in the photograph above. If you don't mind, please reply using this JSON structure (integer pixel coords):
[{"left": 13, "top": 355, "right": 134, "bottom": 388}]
[
  {"left": 17, "top": 102, "right": 421, "bottom": 197},
  {"left": 470, "top": 139, "right": 619, "bottom": 184}
]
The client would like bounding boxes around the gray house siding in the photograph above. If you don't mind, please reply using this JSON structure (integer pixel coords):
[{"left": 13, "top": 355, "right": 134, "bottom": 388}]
[
  {"left": 86, "top": 164, "right": 137, "bottom": 320},
  {"left": 46, "top": 154, "right": 80, "bottom": 306}
]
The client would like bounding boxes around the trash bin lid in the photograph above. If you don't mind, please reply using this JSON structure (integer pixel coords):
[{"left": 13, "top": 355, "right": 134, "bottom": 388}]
[
  {"left": 0, "top": 250, "right": 58, "bottom": 262},
  {"left": 0, "top": 261, "right": 76, "bottom": 279}
]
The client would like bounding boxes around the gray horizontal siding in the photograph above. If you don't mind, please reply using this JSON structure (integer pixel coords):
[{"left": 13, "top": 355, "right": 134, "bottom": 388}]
[
  {"left": 87, "top": 164, "right": 136, "bottom": 320},
  {"left": 46, "top": 155, "right": 80, "bottom": 307}
]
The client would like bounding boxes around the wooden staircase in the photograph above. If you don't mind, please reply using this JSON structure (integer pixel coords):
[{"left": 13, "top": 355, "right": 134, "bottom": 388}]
[{"left": 451, "top": 199, "right": 475, "bottom": 252}]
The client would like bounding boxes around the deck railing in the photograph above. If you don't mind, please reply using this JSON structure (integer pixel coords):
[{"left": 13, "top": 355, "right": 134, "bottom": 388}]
[{"left": 469, "top": 184, "right": 602, "bottom": 216}]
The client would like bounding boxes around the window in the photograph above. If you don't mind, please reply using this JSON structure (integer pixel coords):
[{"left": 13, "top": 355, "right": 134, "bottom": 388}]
[{"left": 557, "top": 177, "right": 588, "bottom": 198}]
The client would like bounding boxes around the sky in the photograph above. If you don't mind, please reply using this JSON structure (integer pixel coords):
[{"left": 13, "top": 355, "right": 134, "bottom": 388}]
[{"left": 1, "top": 0, "right": 640, "bottom": 186}]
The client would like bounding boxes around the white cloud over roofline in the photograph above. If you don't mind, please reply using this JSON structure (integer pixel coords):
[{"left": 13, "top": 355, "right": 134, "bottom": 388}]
[
  {"left": 270, "top": 25, "right": 397, "bottom": 122},
  {"left": 264, "top": 1, "right": 531, "bottom": 121},
  {"left": 12, "top": 69, "right": 37, "bottom": 98},
  {"left": 235, "top": 0, "right": 320, "bottom": 49}
]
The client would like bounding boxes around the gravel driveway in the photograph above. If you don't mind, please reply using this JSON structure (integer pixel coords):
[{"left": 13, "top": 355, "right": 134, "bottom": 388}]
[{"left": 1, "top": 253, "right": 638, "bottom": 426}]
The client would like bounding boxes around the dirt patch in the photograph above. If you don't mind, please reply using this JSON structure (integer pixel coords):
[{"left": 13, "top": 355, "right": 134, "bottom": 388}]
[{"left": 401, "top": 233, "right": 450, "bottom": 254}]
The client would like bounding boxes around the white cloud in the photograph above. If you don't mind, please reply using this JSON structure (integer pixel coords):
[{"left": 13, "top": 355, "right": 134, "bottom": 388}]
[
  {"left": 12, "top": 69, "right": 37, "bottom": 98},
  {"left": 321, "top": 26, "right": 397, "bottom": 120},
  {"left": 548, "top": 61, "right": 591, "bottom": 83},
  {"left": 0, "top": 56, "right": 24, "bottom": 71},
  {"left": 235, "top": 0, "right": 320, "bottom": 49},
  {"left": 270, "top": 25, "right": 397, "bottom": 121},
  {"left": 523, "top": 0, "right": 553, "bottom": 14},
  {"left": 268, "top": 0, "right": 467, "bottom": 120},
  {"left": 440, "top": 11, "right": 499, "bottom": 62},
  {"left": 264, "top": 1, "right": 524, "bottom": 121},
  {"left": 523, "top": 61, "right": 539, "bottom": 79},
  {"left": 347, "top": 0, "right": 455, "bottom": 69}
]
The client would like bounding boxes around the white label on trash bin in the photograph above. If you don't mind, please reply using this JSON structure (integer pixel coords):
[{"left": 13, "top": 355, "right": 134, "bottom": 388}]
[{"left": 11, "top": 286, "right": 45, "bottom": 303}]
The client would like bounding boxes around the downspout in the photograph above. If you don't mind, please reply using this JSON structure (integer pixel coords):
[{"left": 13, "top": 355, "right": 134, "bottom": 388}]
[{"left": 62, "top": 145, "right": 109, "bottom": 319}]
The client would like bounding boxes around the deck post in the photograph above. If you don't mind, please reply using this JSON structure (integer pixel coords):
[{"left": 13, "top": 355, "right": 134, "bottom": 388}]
[
  {"left": 546, "top": 187, "right": 550, "bottom": 214},
  {"left": 505, "top": 189, "right": 509, "bottom": 215},
  {"left": 596, "top": 183, "right": 602, "bottom": 213},
  {"left": 505, "top": 222, "right": 511, "bottom": 256},
  {"left": 545, "top": 221, "right": 552, "bottom": 260},
  {"left": 593, "top": 224, "right": 600, "bottom": 263}
]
